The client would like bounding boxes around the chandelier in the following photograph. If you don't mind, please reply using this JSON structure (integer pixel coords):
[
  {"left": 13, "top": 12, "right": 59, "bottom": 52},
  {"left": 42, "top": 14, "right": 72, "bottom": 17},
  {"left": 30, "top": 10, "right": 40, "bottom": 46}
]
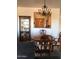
[{"left": 38, "top": 0, "right": 51, "bottom": 16}]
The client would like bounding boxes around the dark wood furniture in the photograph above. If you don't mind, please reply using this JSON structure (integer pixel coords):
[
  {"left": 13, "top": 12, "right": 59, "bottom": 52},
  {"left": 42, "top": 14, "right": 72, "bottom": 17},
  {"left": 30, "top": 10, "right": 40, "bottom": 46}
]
[
  {"left": 34, "top": 35, "right": 53, "bottom": 56},
  {"left": 34, "top": 34, "right": 61, "bottom": 56},
  {"left": 19, "top": 16, "right": 31, "bottom": 41}
]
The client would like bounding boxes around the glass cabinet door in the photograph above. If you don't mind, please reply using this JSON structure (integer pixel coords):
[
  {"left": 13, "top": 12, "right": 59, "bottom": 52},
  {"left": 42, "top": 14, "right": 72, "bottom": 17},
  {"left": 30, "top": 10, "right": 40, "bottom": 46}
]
[{"left": 21, "top": 19, "right": 29, "bottom": 31}]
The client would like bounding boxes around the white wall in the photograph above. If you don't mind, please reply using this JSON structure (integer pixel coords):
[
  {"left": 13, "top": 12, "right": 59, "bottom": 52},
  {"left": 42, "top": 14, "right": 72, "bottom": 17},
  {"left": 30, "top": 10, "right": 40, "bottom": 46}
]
[{"left": 17, "top": 7, "right": 60, "bottom": 39}]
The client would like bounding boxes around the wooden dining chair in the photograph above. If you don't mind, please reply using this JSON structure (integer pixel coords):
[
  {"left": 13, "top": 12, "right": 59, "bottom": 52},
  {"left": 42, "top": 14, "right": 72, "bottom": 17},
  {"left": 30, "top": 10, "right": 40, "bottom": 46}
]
[
  {"left": 34, "top": 35, "right": 56, "bottom": 56},
  {"left": 40, "top": 35, "right": 52, "bottom": 56}
]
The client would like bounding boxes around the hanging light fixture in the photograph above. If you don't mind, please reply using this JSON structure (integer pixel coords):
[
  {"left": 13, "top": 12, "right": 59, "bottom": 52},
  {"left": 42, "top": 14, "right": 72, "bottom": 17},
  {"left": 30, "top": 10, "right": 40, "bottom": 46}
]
[{"left": 38, "top": 0, "right": 51, "bottom": 16}]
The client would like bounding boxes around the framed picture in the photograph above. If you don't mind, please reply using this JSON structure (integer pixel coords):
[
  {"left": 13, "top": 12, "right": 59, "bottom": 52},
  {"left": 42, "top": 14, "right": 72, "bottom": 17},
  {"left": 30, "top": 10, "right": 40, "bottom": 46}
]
[{"left": 34, "top": 12, "right": 51, "bottom": 28}]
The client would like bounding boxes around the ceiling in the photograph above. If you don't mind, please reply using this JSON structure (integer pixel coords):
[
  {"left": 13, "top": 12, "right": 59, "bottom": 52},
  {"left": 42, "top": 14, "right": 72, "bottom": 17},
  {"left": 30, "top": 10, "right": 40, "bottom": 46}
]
[{"left": 17, "top": 0, "right": 60, "bottom": 8}]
